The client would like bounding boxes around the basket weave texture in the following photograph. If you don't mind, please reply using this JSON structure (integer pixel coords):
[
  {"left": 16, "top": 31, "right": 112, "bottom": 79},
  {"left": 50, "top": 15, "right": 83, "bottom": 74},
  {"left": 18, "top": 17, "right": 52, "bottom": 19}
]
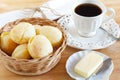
[{"left": 0, "top": 18, "right": 67, "bottom": 75}]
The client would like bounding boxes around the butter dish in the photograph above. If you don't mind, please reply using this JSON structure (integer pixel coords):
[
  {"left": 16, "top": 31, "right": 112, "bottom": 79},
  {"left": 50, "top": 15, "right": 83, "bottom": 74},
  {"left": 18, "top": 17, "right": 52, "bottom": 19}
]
[{"left": 65, "top": 51, "right": 114, "bottom": 80}]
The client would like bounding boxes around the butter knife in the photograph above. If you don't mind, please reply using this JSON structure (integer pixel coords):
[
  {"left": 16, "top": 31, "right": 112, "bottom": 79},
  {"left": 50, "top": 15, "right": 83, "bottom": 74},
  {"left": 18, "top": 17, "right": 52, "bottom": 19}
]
[{"left": 86, "top": 58, "right": 112, "bottom": 80}]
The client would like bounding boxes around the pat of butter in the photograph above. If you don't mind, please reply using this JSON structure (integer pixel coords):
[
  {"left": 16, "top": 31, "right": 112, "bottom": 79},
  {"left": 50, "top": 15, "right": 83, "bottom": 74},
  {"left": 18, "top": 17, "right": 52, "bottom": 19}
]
[{"left": 74, "top": 52, "right": 103, "bottom": 78}]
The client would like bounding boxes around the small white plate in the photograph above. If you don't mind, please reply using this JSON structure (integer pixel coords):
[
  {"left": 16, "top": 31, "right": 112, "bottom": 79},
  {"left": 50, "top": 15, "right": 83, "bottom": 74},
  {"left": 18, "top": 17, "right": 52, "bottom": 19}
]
[
  {"left": 57, "top": 15, "right": 120, "bottom": 50},
  {"left": 66, "top": 51, "right": 114, "bottom": 80}
]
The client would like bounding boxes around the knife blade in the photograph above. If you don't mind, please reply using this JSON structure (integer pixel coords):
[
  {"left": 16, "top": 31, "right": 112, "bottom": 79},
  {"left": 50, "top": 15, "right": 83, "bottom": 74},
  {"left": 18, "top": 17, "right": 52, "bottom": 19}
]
[{"left": 86, "top": 58, "right": 112, "bottom": 80}]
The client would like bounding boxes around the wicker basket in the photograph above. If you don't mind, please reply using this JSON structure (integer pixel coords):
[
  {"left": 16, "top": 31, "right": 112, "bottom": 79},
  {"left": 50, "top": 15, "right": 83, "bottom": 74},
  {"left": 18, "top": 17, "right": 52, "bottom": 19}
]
[{"left": 0, "top": 18, "right": 67, "bottom": 75}]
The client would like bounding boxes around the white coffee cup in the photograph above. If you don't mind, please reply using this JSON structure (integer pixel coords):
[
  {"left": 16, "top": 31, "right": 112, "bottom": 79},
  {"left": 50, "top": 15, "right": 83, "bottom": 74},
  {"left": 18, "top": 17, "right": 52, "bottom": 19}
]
[{"left": 73, "top": 0, "right": 115, "bottom": 37}]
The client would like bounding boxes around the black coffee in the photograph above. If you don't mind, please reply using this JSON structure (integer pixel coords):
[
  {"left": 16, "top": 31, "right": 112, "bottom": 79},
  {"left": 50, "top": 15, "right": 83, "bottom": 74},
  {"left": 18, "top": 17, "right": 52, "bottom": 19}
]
[{"left": 75, "top": 3, "right": 102, "bottom": 17}]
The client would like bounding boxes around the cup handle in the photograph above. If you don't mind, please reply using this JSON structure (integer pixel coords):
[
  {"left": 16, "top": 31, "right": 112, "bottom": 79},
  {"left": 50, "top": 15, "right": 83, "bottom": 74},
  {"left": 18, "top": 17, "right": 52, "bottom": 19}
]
[{"left": 103, "top": 8, "right": 115, "bottom": 23}]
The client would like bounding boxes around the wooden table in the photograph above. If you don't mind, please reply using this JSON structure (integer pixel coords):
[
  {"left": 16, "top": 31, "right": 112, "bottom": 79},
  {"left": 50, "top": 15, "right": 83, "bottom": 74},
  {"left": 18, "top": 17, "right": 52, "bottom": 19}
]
[{"left": 0, "top": 0, "right": 120, "bottom": 80}]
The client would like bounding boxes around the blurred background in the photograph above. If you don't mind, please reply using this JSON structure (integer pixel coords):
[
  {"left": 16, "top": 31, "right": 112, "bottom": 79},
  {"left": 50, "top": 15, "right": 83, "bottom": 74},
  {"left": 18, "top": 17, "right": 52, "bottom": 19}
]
[{"left": 0, "top": 0, "right": 48, "bottom": 13}]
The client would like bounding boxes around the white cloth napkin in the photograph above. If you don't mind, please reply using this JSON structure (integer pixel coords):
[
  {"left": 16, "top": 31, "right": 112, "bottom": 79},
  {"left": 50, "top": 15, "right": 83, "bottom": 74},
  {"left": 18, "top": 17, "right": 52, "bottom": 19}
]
[
  {"left": 102, "top": 18, "right": 120, "bottom": 38},
  {"left": 40, "top": 0, "right": 78, "bottom": 20}
]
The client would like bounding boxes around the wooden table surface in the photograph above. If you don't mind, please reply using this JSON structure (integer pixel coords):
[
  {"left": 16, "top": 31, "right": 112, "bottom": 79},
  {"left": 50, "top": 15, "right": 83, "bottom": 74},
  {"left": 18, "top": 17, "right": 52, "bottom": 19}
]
[{"left": 0, "top": 0, "right": 120, "bottom": 80}]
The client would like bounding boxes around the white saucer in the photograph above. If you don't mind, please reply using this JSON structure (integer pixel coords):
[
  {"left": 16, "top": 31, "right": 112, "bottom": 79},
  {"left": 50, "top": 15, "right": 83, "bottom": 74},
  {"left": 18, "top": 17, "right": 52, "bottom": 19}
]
[
  {"left": 57, "top": 15, "right": 120, "bottom": 50},
  {"left": 66, "top": 51, "right": 114, "bottom": 80}
]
